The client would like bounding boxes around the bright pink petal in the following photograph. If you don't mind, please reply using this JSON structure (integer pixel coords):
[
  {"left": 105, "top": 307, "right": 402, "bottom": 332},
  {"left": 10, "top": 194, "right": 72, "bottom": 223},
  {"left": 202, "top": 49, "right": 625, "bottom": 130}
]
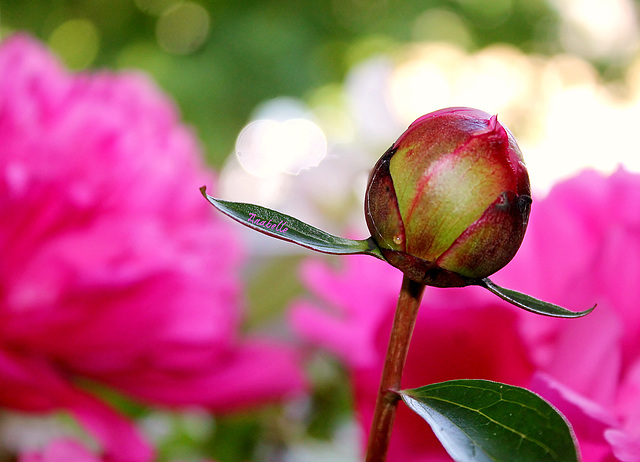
[
  {"left": 0, "top": 350, "right": 153, "bottom": 462},
  {"left": 605, "top": 429, "right": 640, "bottom": 462},
  {"left": 291, "top": 257, "right": 402, "bottom": 369},
  {"left": 616, "top": 358, "right": 640, "bottom": 436},
  {"left": 19, "top": 439, "right": 101, "bottom": 462},
  {"left": 290, "top": 300, "right": 379, "bottom": 367},
  {"left": 541, "top": 305, "right": 622, "bottom": 406},
  {"left": 86, "top": 339, "right": 306, "bottom": 413},
  {"left": 530, "top": 373, "right": 617, "bottom": 446}
]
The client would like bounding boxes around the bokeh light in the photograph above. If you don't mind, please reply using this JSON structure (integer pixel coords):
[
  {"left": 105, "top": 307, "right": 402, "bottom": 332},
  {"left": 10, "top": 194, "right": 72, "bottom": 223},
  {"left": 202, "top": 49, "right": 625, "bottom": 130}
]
[
  {"left": 411, "top": 9, "right": 473, "bottom": 49},
  {"left": 236, "top": 118, "right": 327, "bottom": 177},
  {"left": 48, "top": 18, "right": 99, "bottom": 69},
  {"left": 155, "top": 1, "right": 210, "bottom": 55},
  {"left": 552, "top": 0, "right": 640, "bottom": 60}
]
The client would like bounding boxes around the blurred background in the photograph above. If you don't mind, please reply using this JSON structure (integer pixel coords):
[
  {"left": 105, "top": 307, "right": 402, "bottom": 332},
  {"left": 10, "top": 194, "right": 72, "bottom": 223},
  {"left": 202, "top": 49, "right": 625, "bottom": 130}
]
[
  {"left": 2, "top": 0, "right": 639, "bottom": 218},
  {"left": 1, "top": 0, "right": 640, "bottom": 461}
]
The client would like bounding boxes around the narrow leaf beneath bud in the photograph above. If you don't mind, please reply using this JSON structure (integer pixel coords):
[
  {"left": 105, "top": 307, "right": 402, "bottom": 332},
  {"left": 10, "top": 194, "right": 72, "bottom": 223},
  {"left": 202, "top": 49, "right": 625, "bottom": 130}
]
[
  {"left": 201, "top": 187, "right": 384, "bottom": 259},
  {"left": 479, "top": 278, "right": 596, "bottom": 318}
]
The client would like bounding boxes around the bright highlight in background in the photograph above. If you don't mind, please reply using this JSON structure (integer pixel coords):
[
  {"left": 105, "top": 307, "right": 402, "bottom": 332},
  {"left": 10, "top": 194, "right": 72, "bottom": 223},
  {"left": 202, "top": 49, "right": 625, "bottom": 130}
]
[
  {"left": 553, "top": 0, "right": 639, "bottom": 59},
  {"left": 383, "top": 43, "right": 640, "bottom": 194},
  {"left": 235, "top": 119, "right": 327, "bottom": 177}
]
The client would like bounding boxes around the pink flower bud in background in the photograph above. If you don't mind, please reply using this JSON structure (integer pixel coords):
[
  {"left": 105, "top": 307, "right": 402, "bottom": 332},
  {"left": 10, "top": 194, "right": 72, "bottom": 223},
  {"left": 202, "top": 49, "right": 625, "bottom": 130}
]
[{"left": 365, "top": 107, "right": 531, "bottom": 287}]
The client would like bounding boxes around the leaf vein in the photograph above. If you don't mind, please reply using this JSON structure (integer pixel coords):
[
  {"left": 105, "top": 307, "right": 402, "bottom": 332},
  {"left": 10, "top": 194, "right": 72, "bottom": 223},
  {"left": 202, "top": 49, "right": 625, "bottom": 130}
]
[{"left": 420, "top": 394, "right": 561, "bottom": 461}]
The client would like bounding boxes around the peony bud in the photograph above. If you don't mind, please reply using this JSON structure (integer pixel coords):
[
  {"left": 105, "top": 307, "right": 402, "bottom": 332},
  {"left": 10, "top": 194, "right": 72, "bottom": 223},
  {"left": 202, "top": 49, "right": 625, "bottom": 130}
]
[{"left": 365, "top": 107, "right": 531, "bottom": 288}]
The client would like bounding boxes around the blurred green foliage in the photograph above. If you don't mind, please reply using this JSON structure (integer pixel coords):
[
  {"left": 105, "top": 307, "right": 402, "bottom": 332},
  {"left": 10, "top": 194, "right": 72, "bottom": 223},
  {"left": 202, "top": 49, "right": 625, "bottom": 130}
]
[{"left": 0, "top": 0, "right": 558, "bottom": 168}]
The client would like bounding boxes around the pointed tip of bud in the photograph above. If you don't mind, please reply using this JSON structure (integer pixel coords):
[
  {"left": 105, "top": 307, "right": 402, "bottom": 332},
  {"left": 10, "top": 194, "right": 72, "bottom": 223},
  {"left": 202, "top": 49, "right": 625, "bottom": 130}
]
[
  {"left": 471, "top": 114, "right": 507, "bottom": 143},
  {"left": 489, "top": 113, "right": 499, "bottom": 130}
]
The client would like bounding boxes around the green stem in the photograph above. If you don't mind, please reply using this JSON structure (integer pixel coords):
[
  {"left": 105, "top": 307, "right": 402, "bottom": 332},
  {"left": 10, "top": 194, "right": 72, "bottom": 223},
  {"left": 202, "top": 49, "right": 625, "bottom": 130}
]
[{"left": 365, "top": 275, "right": 426, "bottom": 462}]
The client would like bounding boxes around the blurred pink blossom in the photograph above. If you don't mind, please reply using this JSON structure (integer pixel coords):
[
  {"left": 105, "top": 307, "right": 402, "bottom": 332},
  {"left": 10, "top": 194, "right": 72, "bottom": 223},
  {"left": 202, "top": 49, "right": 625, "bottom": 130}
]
[
  {"left": 19, "top": 439, "right": 102, "bottom": 462},
  {"left": 0, "top": 34, "right": 305, "bottom": 461},
  {"left": 290, "top": 168, "right": 640, "bottom": 461},
  {"left": 495, "top": 168, "right": 640, "bottom": 462},
  {"left": 18, "top": 438, "right": 216, "bottom": 462}
]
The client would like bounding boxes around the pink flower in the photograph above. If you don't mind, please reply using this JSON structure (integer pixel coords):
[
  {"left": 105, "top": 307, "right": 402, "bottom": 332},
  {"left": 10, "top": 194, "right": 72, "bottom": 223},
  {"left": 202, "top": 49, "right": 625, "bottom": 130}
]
[
  {"left": 0, "top": 34, "right": 305, "bottom": 461},
  {"left": 290, "top": 168, "right": 640, "bottom": 461},
  {"left": 494, "top": 168, "right": 640, "bottom": 462}
]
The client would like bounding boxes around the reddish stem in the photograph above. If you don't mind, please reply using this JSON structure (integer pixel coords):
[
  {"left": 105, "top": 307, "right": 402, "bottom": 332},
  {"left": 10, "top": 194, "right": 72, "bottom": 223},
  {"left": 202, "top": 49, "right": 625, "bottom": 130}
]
[{"left": 365, "top": 275, "right": 425, "bottom": 462}]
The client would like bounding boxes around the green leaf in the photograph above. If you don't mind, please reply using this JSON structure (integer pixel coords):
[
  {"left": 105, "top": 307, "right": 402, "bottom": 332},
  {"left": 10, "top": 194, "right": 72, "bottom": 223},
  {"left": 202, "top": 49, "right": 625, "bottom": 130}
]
[
  {"left": 200, "top": 187, "right": 384, "bottom": 259},
  {"left": 400, "top": 379, "right": 580, "bottom": 462},
  {"left": 480, "top": 278, "right": 595, "bottom": 318}
]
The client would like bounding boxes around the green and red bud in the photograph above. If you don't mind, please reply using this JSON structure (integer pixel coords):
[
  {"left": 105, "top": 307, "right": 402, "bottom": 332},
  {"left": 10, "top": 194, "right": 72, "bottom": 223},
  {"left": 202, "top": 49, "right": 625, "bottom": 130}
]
[{"left": 365, "top": 107, "right": 531, "bottom": 287}]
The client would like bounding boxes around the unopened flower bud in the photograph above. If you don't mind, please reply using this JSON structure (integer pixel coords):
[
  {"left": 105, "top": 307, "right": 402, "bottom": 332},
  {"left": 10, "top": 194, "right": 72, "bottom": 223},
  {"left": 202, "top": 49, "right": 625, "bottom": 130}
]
[{"left": 365, "top": 107, "right": 531, "bottom": 287}]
